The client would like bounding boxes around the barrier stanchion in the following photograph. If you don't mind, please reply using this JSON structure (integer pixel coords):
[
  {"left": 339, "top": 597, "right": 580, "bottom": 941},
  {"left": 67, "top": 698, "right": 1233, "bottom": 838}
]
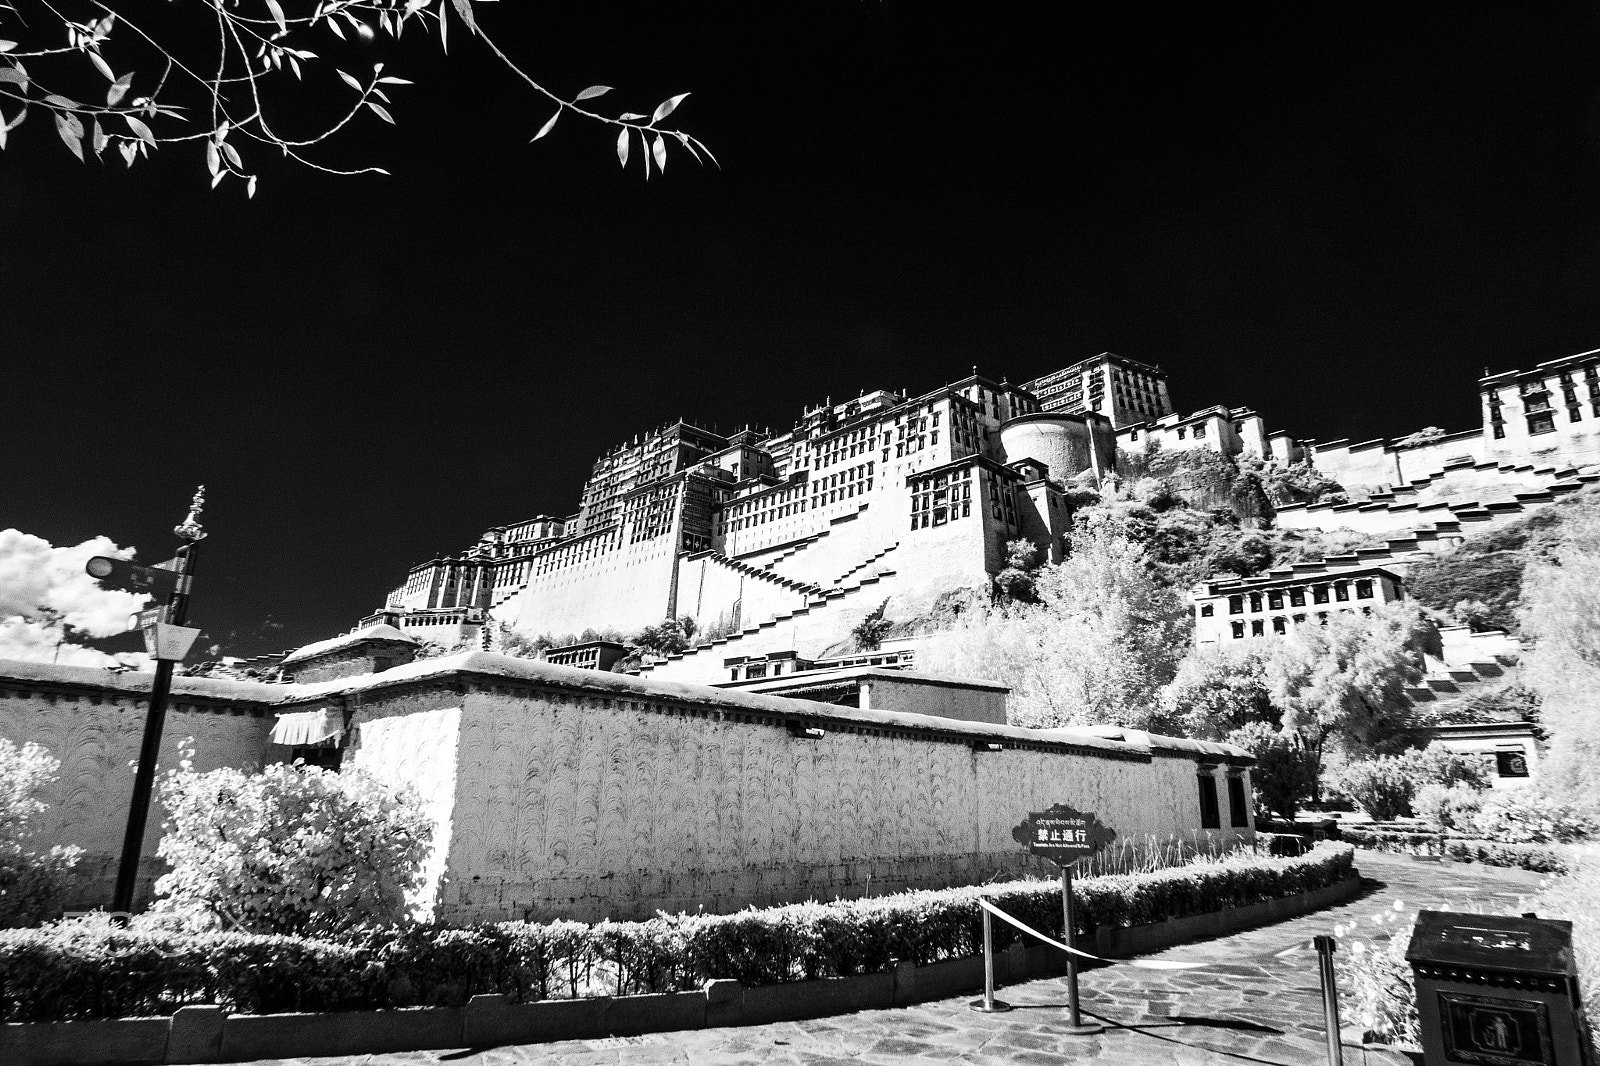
[
  {"left": 1060, "top": 864, "right": 1104, "bottom": 1035},
  {"left": 1314, "top": 935, "right": 1344, "bottom": 1066},
  {"left": 969, "top": 904, "right": 1012, "bottom": 1013}
]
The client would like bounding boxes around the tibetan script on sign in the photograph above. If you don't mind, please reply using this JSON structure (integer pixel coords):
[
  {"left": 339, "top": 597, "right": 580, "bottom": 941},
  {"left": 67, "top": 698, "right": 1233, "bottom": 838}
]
[{"left": 1012, "top": 804, "right": 1116, "bottom": 866}]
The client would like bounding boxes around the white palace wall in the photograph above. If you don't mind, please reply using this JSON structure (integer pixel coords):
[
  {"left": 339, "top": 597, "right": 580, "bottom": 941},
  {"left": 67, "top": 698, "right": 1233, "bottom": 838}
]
[{"left": 328, "top": 654, "right": 1252, "bottom": 923}]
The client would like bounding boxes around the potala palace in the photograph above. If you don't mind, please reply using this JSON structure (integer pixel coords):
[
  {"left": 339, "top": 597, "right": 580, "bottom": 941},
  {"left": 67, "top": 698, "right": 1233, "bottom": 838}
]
[{"left": 347, "top": 348, "right": 1600, "bottom": 684}]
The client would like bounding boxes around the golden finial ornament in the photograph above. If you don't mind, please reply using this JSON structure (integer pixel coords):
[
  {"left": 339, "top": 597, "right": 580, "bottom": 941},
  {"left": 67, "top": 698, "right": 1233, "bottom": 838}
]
[{"left": 174, "top": 485, "right": 208, "bottom": 542}]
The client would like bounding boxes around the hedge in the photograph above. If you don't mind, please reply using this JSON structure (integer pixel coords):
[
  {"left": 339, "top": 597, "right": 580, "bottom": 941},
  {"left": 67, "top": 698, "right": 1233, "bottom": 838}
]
[
  {"left": 1342, "top": 826, "right": 1569, "bottom": 874},
  {"left": 0, "top": 843, "right": 1354, "bottom": 1022}
]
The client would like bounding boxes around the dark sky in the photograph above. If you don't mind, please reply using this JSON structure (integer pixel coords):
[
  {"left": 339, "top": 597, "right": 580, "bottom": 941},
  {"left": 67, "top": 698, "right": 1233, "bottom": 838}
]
[{"left": 8, "top": 1, "right": 1600, "bottom": 657}]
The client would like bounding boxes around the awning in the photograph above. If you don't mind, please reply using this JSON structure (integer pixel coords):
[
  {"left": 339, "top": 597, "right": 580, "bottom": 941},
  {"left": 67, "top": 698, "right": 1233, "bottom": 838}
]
[{"left": 270, "top": 709, "right": 343, "bottom": 747}]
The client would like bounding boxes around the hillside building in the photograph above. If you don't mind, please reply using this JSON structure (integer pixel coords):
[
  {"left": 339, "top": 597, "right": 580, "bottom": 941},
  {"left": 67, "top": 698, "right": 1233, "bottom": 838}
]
[
  {"left": 1022, "top": 352, "right": 1175, "bottom": 427},
  {"left": 1190, "top": 565, "right": 1406, "bottom": 646}
]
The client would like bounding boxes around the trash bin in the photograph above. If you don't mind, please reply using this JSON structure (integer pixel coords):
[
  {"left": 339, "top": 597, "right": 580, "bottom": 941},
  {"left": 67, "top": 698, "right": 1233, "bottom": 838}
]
[{"left": 1406, "top": 909, "right": 1592, "bottom": 1065}]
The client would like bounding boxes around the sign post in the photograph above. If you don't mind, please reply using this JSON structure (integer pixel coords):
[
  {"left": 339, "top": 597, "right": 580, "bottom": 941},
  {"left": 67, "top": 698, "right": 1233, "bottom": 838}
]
[
  {"left": 1013, "top": 804, "right": 1116, "bottom": 1036},
  {"left": 88, "top": 487, "right": 208, "bottom": 917}
]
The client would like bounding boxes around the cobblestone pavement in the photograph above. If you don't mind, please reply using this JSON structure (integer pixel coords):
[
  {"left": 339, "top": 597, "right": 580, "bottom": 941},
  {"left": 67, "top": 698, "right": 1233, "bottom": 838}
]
[{"left": 230, "top": 853, "right": 1547, "bottom": 1066}]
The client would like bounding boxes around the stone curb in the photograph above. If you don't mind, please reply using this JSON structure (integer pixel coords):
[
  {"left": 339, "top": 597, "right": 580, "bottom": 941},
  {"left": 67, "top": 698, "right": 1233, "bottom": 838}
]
[{"left": 0, "top": 874, "right": 1364, "bottom": 1065}]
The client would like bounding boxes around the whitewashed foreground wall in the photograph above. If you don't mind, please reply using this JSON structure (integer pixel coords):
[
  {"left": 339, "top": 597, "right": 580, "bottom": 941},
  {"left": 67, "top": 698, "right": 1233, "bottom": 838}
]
[
  {"left": 0, "top": 654, "right": 1252, "bottom": 923},
  {"left": 318, "top": 654, "right": 1254, "bottom": 922}
]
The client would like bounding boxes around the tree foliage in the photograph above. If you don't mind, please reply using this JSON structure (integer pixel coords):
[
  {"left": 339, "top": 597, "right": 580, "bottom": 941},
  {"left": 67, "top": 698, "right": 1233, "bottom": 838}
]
[
  {"left": 1266, "top": 605, "right": 1426, "bottom": 791},
  {"left": 918, "top": 512, "right": 1190, "bottom": 729},
  {"left": 1520, "top": 497, "right": 1600, "bottom": 792},
  {"left": 1158, "top": 642, "right": 1278, "bottom": 739},
  {"left": 1225, "top": 722, "right": 1318, "bottom": 820},
  {"left": 154, "top": 757, "right": 432, "bottom": 935},
  {"left": 0, "top": 740, "right": 80, "bottom": 929},
  {"left": 0, "top": 2, "right": 709, "bottom": 190}
]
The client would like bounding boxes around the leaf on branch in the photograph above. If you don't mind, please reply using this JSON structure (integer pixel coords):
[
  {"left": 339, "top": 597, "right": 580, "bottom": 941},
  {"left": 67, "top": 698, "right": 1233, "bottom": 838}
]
[
  {"left": 328, "top": 18, "right": 345, "bottom": 40},
  {"left": 0, "top": 65, "right": 27, "bottom": 90},
  {"left": 119, "top": 140, "right": 136, "bottom": 167},
  {"left": 211, "top": 169, "right": 225, "bottom": 189},
  {"left": 619, "top": 112, "right": 645, "bottom": 121},
  {"left": 221, "top": 142, "right": 242, "bottom": 168},
  {"left": 124, "top": 114, "right": 155, "bottom": 146},
  {"left": 337, "top": 69, "right": 362, "bottom": 92},
  {"left": 106, "top": 71, "right": 133, "bottom": 106},
  {"left": 651, "top": 93, "right": 689, "bottom": 124},
  {"left": 616, "top": 127, "right": 629, "bottom": 168},
  {"left": 0, "top": 115, "right": 7, "bottom": 151},
  {"left": 247, "top": 175, "right": 258, "bottom": 199},
  {"left": 54, "top": 113, "right": 84, "bottom": 162},
  {"left": 266, "top": 0, "right": 289, "bottom": 37},
  {"left": 377, "top": 76, "right": 413, "bottom": 85},
  {"left": 652, "top": 132, "right": 666, "bottom": 172},
  {"left": 206, "top": 141, "right": 220, "bottom": 177},
  {"left": 574, "top": 85, "right": 612, "bottom": 102},
  {"left": 43, "top": 94, "right": 79, "bottom": 110},
  {"left": 89, "top": 51, "right": 114, "bottom": 83},
  {"left": 0, "top": 41, "right": 15, "bottom": 53},
  {"left": 451, "top": 0, "right": 477, "bottom": 33},
  {"left": 530, "top": 109, "right": 558, "bottom": 142},
  {"left": 437, "top": 0, "right": 448, "bottom": 53},
  {"left": 367, "top": 101, "right": 394, "bottom": 124},
  {"left": 91, "top": 118, "right": 108, "bottom": 156}
]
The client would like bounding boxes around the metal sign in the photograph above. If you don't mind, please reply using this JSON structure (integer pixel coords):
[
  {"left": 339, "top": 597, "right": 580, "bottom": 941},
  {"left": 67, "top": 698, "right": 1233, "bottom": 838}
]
[
  {"left": 86, "top": 556, "right": 180, "bottom": 598},
  {"left": 1011, "top": 804, "right": 1117, "bottom": 866},
  {"left": 128, "top": 605, "right": 171, "bottom": 632}
]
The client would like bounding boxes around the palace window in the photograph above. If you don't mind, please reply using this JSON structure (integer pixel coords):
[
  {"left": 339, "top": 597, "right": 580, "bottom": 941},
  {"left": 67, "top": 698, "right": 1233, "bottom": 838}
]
[
  {"left": 1313, "top": 585, "right": 1329, "bottom": 604},
  {"left": 1268, "top": 590, "right": 1284, "bottom": 610},
  {"left": 1290, "top": 588, "right": 1306, "bottom": 607},
  {"left": 1251, "top": 620, "right": 1265, "bottom": 637},
  {"left": 1334, "top": 583, "right": 1350, "bottom": 602},
  {"left": 1197, "top": 774, "right": 1221, "bottom": 829},
  {"left": 1231, "top": 621, "right": 1245, "bottom": 639},
  {"left": 1272, "top": 617, "right": 1286, "bottom": 635},
  {"left": 1194, "top": 423, "right": 1207, "bottom": 438},
  {"left": 1200, "top": 604, "right": 1214, "bottom": 617},
  {"left": 1249, "top": 592, "right": 1263, "bottom": 612},
  {"left": 1356, "top": 579, "right": 1374, "bottom": 599},
  {"left": 1176, "top": 427, "right": 1188, "bottom": 440},
  {"left": 1529, "top": 412, "right": 1556, "bottom": 435},
  {"left": 1227, "top": 776, "right": 1249, "bottom": 827},
  {"left": 1229, "top": 595, "right": 1244, "bottom": 615},
  {"left": 1571, "top": 407, "right": 1584, "bottom": 423}
]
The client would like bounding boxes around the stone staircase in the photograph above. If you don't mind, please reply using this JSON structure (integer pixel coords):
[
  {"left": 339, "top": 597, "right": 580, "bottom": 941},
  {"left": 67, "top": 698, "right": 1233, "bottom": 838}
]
[
  {"left": 830, "top": 542, "right": 900, "bottom": 589},
  {"left": 1406, "top": 650, "right": 1521, "bottom": 711},
  {"left": 693, "top": 550, "right": 826, "bottom": 597},
  {"left": 1275, "top": 466, "right": 1599, "bottom": 537}
]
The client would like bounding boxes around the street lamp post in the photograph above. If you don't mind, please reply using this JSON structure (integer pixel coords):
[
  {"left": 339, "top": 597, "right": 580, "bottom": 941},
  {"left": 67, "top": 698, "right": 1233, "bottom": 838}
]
[{"left": 110, "top": 487, "right": 208, "bottom": 915}]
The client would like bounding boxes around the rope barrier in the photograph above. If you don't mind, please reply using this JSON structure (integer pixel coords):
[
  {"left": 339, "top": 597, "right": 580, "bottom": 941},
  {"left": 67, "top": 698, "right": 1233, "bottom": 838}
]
[{"left": 977, "top": 898, "right": 1211, "bottom": 970}]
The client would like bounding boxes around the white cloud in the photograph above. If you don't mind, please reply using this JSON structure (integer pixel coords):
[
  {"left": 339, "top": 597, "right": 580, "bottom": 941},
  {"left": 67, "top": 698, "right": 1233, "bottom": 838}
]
[{"left": 0, "top": 529, "right": 154, "bottom": 665}]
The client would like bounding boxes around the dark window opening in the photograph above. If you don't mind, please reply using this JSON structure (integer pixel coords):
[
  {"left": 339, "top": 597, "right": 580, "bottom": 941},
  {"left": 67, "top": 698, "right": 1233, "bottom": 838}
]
[
  {"left": 1198, "top": 776, "right": 1221, "bottom": 829},
  {"left": 1227, "top": 776, "right": 1249, "bottom": 827}
]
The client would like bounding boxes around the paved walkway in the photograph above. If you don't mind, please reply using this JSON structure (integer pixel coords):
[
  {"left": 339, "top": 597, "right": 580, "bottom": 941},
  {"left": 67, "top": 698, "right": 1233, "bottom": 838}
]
[{"left": 231, "top": 854, "right": 1546, "bottom": 1066}]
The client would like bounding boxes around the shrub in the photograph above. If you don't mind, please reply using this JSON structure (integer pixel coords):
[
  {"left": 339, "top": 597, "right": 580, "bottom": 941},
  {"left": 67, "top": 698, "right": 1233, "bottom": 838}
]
[
  {"left": 1412, "top": 783, "right": 1482, "bottom": 834},
  {"left": 0, "top": 740, "right": 79, "bottom": 930},
  {"left": 1472, "top": 789, "right": 1599, "bottom": 845},
  {"left": 0, "top": 844, "right": 1354, "bottom": 1022},
  {"left": 1338, "top": 826, "right": 1571, "bottom": 874},
  {"left": 153, "top": 759, "right": 433, "bottom": 936},
  {"left": 1337, "top": 756, "right": 1416, "bottom": 822}
]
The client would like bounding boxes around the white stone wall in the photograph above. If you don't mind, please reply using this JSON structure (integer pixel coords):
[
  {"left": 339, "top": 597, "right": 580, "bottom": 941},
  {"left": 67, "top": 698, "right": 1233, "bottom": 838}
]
[
  {"left": 342, "top": 672, "right": 1250, "bottom": 923},
  {"left": 0, "top": 669, "right": 276, "bottom": 908},
  {"left": 678, "top": 554, "right": 810, "bottom": 632},
  {"left": 502, "top": 536, "right": 679, "bottom": 637}
]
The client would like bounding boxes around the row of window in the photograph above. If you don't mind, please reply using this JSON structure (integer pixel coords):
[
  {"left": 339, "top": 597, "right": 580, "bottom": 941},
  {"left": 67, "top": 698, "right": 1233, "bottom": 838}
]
[
  {"left": 1210, "top": 579, "right": 1377, "bottom": 616},
  {"left": 1229, "top": 606, "right": 1374, "bottom": 637}
]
